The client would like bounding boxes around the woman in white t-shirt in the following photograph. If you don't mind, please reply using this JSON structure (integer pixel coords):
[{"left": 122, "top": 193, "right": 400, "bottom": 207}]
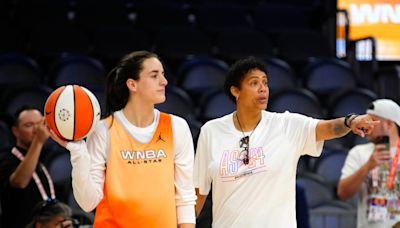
[{"left": 194, "top": 56, "right": 379, "bottom": 228}]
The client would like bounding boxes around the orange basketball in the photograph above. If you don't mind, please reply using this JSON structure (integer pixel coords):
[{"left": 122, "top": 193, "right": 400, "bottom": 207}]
[{"left": 45, "top": 85, "right": 101, "bottom": 141}]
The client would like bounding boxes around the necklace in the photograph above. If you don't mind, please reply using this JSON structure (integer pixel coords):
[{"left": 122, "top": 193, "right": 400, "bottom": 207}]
[
  {"left": 236, "top": 112, "right": 261, "bottom": 165},
  {"left": 236, "top": 112, "right": 261, "bottom": 138}
]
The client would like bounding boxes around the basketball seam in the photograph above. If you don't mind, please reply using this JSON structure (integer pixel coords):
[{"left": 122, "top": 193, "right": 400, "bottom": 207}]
[
  {"left": 73, "top": 85, "right": 76, "bottom": 141},
  {"left": 86, "top": 89, "right": 95, "bottom": 137},
  {"left": 53, "top": 86, "right": 64, "bottom": 139}
]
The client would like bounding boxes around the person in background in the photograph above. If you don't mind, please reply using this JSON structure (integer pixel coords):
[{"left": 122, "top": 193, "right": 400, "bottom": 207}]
[
  {"left": 50, "top": 50, "right": 196, "bottom": 227},
  {"left": 194, "top": 56, "right": 378, "bottom": 227},
  {"left": 26, "top": 199, "right": 77, "bottom": 228},
  {"left": 0, "top": 106, "right": 54, "bottom": 228},
  {"left": 338, "top": 99, "right": 400, "bottom": 228}
]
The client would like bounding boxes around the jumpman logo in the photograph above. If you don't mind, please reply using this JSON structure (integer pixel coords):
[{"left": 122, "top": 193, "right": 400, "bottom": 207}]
[{"left": 157, "top": 133, "right": 165, "bottom": 142}]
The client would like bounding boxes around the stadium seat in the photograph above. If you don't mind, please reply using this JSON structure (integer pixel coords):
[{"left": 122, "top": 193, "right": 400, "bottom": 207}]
[
  {"left": 264, "top": 58, "right": 298, "bottom": 94},
  {"left": 268, "top": 88, "right": 324, "bottom": 118},
  {"left": 69, "top": 191, "right": 95, "bottom": 225},
  {"left": 353, "top": 135, "right": 368, "bottom": 146},
  {"left": 0, "top": 53, "right": 42, "bottom": 86},
  {"left": 2, "top": 85, "right": 52, "bottom": 120},
  {"left": 188, "top": 119, "right": 202, "bottom": 145},
  {"left": 297, "top": 183, "right": 311, "bottom": 228},
  {"left": 48, "top": 54, "right": 106, "bottom": 88},
  {"left": 178, "top": 57, "right": 228, "bottom": 96},
  {"left": 375, "top": 66, "right": 400, "bottom": 104},
  {"left": 47, "top": 149, "right": 72, "bottom": 202},
  {"left": 304, "top": 58, "right": 356, "bottom": 98},
  {"left": 297, "top": 155, "right": 311, "bottom": 174},
  {"left": 0, "top": 119, "right": 12, "bottom": 150},
  {"left": 0, "top": 53, "right": 43, "bottom": 108},
  {"left": 72, "top": 209, "right": 95, "bottom": 226},
  {"left": 314, "top": 148, "right": 348, "bottom": 191},
  {"left": 155, "top": 86, "right": 195, "bottom": 121},
  {"left": 47, "top": 151, "right": 72, "bottom": 183},
  {"left": 296, "top": 172, "right": 333, "bottom": 209},
  {"left": 309, "top": 200, "right": 356, "bottom": 228},
  {"left": 327, "top": 88, "right": 377, "bottom": 149},
  {"left": 198, "top": 90, "right": 235, "bottom": 122},
  {"left": 90, "top": 86, "right": 106, "bottom": 118},
  {"left": 328, "top": 88, "right": 378, "bottom": 118}
]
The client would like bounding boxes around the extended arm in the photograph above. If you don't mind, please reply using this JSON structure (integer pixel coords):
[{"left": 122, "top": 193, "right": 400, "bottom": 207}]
[{"left": 316, "top": 114, "right": 378, "bottom": 141}]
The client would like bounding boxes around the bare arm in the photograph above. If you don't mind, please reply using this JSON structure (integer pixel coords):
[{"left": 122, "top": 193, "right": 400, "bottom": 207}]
[
  {"left": 316, "top": 114, "right": 378, "bottom": 141},
  {"left": 195, "top": 188, "right": 208, "bottom": 217},
  {"left": 9, "top": 119, "right": 49, "bottom": 188},
  {"left": 337, "top": 163, "right": 370, "bottom": 200},
  {"left": 316, "top": 117, "right": 350, "bottom": 142},
  {"left": 337, "top": 144, "right": 390, "bottom": 200}
]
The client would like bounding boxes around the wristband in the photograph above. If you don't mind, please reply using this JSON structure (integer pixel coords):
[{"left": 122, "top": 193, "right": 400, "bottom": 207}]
[{"left": 344, "top": 113, "right": 358, "bottom": 128}]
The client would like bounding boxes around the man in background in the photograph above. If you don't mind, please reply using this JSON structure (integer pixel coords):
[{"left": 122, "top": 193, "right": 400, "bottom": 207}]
[
  {"left": 338, "top": 99, "right": 400, "bottom": 227},
  {"left": 0, "top": 106, "right": 53, "bottom": 228}
]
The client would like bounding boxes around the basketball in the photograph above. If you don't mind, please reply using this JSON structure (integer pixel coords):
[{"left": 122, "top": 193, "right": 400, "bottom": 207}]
[{"left": 44, "top": 85, "right": 101, "bottom": 141}]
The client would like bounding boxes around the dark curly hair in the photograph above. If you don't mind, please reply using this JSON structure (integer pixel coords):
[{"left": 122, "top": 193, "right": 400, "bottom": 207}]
[{"left": 224, "top": 56, "right": 268, "bottom": 103}]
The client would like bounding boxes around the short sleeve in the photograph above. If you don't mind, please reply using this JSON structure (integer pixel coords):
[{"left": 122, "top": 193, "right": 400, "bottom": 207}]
[
  {"left": 283, "top": 112, "right": 323, "bottom": 157},
  {"left": 340, "top": 145, "right": 367, "bottom": 179}
]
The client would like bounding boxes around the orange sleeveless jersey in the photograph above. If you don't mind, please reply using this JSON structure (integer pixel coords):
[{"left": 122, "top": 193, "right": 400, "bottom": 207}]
[{"left": 94, "top": 113, "right": 177, "bottom": 227}]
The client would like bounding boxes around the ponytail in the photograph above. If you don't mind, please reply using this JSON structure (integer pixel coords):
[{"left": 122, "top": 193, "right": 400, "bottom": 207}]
[{"left": 105, "top": 51, "right": 159, "bottom": 117}]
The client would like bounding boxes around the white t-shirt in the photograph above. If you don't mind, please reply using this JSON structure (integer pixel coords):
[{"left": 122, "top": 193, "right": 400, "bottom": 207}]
[
  {"left": 341, "top": 143, "right": 400, "bottom": 228},
  {"left": 194, "top": 110, "right": 323, "bottom": 228},
  {"left": 66, "top": 109, "right": 197, "bottom": 224}
]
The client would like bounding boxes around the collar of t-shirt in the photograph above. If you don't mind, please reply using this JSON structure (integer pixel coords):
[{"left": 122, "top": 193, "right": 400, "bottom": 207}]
[{"left": 114, "top": 109, "right": 160, "bottom": 144}]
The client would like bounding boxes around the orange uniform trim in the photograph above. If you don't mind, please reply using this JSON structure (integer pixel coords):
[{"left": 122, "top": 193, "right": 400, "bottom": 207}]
[{"left": 94, "top": 113, "right": 177, "bottom": 228}]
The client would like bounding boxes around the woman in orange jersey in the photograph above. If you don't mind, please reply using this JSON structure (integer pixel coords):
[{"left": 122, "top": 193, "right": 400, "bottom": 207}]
[{"left": 51, "top": 51, "right": 196, "bottom": 228}]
